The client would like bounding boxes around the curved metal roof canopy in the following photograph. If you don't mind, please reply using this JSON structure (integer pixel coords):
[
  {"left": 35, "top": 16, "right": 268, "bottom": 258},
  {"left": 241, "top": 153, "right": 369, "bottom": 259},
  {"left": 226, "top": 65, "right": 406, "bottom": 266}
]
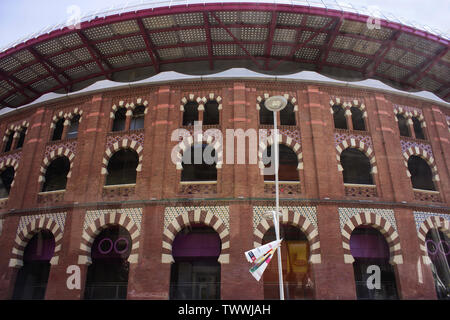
[{"left": 0, "top": 2, "right": 449, "bottom": 109}]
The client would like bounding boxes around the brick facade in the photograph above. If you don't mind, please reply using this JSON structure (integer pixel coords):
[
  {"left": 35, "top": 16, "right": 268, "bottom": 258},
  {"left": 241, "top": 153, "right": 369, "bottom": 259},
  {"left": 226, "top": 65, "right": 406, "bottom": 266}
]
[{"left": 0, "top": 79, "right": 448, "bottom": 300}]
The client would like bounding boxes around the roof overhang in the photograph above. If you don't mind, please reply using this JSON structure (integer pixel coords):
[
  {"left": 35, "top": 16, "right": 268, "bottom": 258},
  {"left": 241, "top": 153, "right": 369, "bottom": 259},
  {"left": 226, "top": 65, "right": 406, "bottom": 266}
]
[{"left": 0, "top": 2, "right": 449, "bottom": 109}]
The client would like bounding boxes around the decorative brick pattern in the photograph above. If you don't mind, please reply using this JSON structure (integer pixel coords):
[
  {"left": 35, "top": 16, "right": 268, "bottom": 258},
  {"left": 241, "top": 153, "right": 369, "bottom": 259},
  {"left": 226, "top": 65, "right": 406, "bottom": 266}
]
[
  {"left": 9, "top": 212, "right": 67, "bottom": 268},
  {"left": 110, "top": 98, "right": 149, "bottom": 118},
  {"left": 335, "top": 138, "right": 377, "bottom": 174},
  {"left": 400, "top": 139, "right": 433, "bottom": 156},
  {"left": 256, "top": 93, "right": 298, "bottom": 112},
  {"left": 257, "top": 130, "right": 303, "bottom": 171},
  {"left": 179, "top": 183, "right": 217, "bottom": 195},
  {"left": 180, "top": 93, "right": 223, "bottom": 112},
  {"left": 413, "top": 212, "right": 450, "bottom": 265},
  {"left": 329, "top": 97, "right": 367, "bottom": 118},
  {"left": 45, "top": 140, "right": 77, "bottom": 157},
  {"left": 79, "top": 208, "right": 143, "bottom": 265},
  {"left": 414, "top": 190, "right": 441, "bottom": 203},
  {"left": 101, "top": 138, "right": 144, "bottom": 175},
  {"left": 334, "top": 130, "right": 372, "bottom": 149},
  {"left": 0, "top": 198, "right": 7, "bottom": 210},
  {"left": 338, "top": 208, "right": 402, "bottom": 265},
  {"left": 344, "top": 185, "right": 377, "bottom": 198},
  {"left": 102, "top": 185, "right": 136, "bottom": 199},
  {"left": 3, "top": 121, "right": 30, "bottom": 141},
  {"left": 38, "top": 147, "right": 75, "bottom": 184},
  {"left": 0, "top": 156, "right": 19, "bottom": 188},
  {"left": 37, "top": 190, "right": 65, "bottom": 204},
  {"left": 264, "top": 182, "right": 300, "bottom": 195},
  {"left": 162, "top": 206, "right": 230, "bottom": 264},
  {"left": 402, "top": 146, "right": 439, "bottom": 182},
  {"left": 252, "top": 206, "right": 320, "bottom": 264}
]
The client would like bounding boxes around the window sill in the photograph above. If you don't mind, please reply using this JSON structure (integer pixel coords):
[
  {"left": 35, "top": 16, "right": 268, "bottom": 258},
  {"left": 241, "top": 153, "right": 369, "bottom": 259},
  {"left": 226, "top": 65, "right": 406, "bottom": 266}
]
[
  {"left": 180, "top": 181, "right": 217, "bottom": 185},
  {"left": 264, "top": 181, "right": 300, "bottom": 184},
  {"left": 38, "top": 190, "right": 66, "bottom": 195},
  {"left": 413, "top": 188, "right": 439, "bottom": 194},
  {"left": 104, "top": 184, "right": 136, "bottom": 188},
  {"left": 344, "top": 183, "right": 376, "bottom": 188}
]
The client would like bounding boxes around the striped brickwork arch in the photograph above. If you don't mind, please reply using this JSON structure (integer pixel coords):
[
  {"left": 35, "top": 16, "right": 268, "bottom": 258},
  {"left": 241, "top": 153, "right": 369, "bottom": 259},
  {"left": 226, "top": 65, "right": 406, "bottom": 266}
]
[
  {"left": 205, "top": 92, "right": 223, "bottom": 110},
  {"left": 78, "top": 212, "right": 140, "bottom": 265},
  {"left": 4, "top": 121, "right": 30, "bottom": 141},
  {"left": 256, "top": 93, "right": 298, "bottom": 111},
  {"left": 257, "top": 133, "right": 303, "bottom": 171},
  {"left": 173, "top": 134, "right": 223, "bottom": 170},
  {"left": 402, "top": 147, "right": 439, "bottom": 182},
  {"left": 329, "top": 98, "right": 367, "bottom": 119},
  {"left": 393, "top": 105, "right": 426, "bottom": 127},
  {"left": 101, "top": 139, "right": 143, "bottom": 175},
  {"left": 9, "top": 217, "right": 63, "bottom": 268},
  {"left": 161, "top": 209, "right": 230, "bottom": 264},
  {"left": 341, "top": 211, "right": 403, "bottom": 265},
  {"left": 253, "top": 209, "right": 321, "bottom": 264},
  {"left": 335, "top": 138, "right": 377, "bottom": 174},
  {"left": 110, "top": 98, "right": 149, "bottom": 118},
  {"left": 417, "top": 216, "right": 450, "bottom": 265},
  {"left": 0, "top": 158, "right": 19, "bottom": 188},
  {"left": 180, "top": 94, "right": 205, "bottom": 111},
  {"left": 38, "top": 147, "right": 75, "bottom": 184}
]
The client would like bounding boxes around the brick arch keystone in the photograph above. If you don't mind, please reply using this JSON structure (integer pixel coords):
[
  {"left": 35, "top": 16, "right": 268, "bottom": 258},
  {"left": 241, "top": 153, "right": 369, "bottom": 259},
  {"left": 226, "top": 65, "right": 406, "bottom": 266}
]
[
  {"left": 341, "top": 211, "right": 403, "bottom": 265},
  {"left": 111, "top": 98, "right": 149, "bottom": 118},
  {"left": 38, "top": 147, "right": 75, "bottom": 183},
  {"left": 256, "top": 93, "right": 298, "bottom": 111},
  {"left": 64, "top": 108, "right": 84, "bottom": 125},
  {"left": 9, "top": 217, "right": 64, "bottom": 268},
  {"left": 180, "top": 94, "right": 204, "bottom": 111},
  {"left": 205, "top": 92, "right": 223, "bottom": 110},
  {"left": 417, "top": 216, "right": 450, "bottom": 265},
  {"left": 258, "top": 134, "right": 303, "bottom": 171},
  {"left": 336, "top": 138, "right": 377, "bottom": 174},
  {"left": 253, "top": 209, "right": 321, "bottom": 264},
  {"left": 161, "top": 209, "right": 230, "bottom": 264},
  {"left": 403, "top": 147, "right": 439, "bottom": 182},
  {"left": 101, "top": 139, "right": 144, "bottom": 175},
  {"left": 329, "top": 98, "right": 367, "bottom": 118},
  {"left": 78, "top": 212, "right": 140, "bottom": 265}
]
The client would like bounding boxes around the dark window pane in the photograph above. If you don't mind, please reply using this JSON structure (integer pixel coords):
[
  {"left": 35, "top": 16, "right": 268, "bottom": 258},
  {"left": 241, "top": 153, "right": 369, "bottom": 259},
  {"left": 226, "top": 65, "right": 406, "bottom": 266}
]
[
  {"left": 106, "top": 149, "right": 139, "bottom": 185},
  {"left": 341, "top": 148, "right": 373, "bottom": 185},
  {"left": 67, "top": 115, "right": 80, "bottom": 139},
  {"left": 333, "top": 105, "right": 347, "bottom": 129},
  {"left": 4, "top": 133, "right": 13, "bottom": 152},
  {"left": 408, "top": 155, "right": 435, "bottom": 190},
  {"left": 280, "top": 103, "right": 296, "bottom": 126},
  {"left": 52, "top": 118, "right": 64, "bottom": 141},
  {"left": 425, "top": 229, "right": 450, "bottom": 300},
  {"left": 259, "top": 100, "right": 274, "bottom": 125},
  {"left": 0, "top": 166, "right": 14, "bottom": 197},
  {"left": 16, "top": 128, "right": 27, "bottom": 149},
  {"left": 203, "top": 101, "right": 219, "bottom": 125},
  {"left": 183, "top": 102, "right": 199, "bottom": 126},
  {"left": 112, "top": 108, "right": 127, "bottom": 132},
  {"left": 181, "top": 145, "right": 217, "bottom": 182},
  {"left": 42, "top": 157, "right": 70, "bottom": 192},
  {"left": 396, "top": 114, "right": 410, "bottom": 137},
  {"left": 412, "top": 117, "right": 425, "bottom": 140},
  {"left": 351, "top": 107, "right": 366, "bottom": 131},
  {"left": 263, "top": 145, "right": 298, "bottom": 181},
  {"left": 130, "top": 106, "right": 145, "bottom": 130}
]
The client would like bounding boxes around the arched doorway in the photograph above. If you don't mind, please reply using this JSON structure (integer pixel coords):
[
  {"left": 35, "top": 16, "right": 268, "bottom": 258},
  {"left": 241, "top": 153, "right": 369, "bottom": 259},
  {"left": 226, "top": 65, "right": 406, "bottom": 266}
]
[
  {"left": 12, "top": 230, "right": 55, "bottom": 300},
  {"left": 84, "top": 225, "right": 131, "bottom": 300},
  {"left": 262, "top": 224, "right": 313, "bottom": 300},
  {"left": 425, "top": 229, "right": 450, "bottom": 300},
  {"left": 170, "top": 225, "right": 221, "bottom": 300},
  {"left": 350, "top": 226, "right": 399, "bottom": 300}
]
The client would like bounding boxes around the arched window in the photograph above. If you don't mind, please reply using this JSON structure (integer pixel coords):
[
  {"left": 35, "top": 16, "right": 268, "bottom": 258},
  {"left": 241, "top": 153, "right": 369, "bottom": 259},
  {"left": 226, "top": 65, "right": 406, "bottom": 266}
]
[
  {"left": 52, "top": 118, "right": 64, "bottom": 141},
  {"left": 396, "top": 114, "right": 410, "bottom": 137},
  {"left": 280, "top": 102, "right": 296, "bottom": 126},
  {"left": 262, "top": 225, "right": 313, "bottom": 300},
  {"left": 333, "top": 105, "right": 347, "bottom": 129},
  {"left": 425, "top": 229, "right": 450, "bottom": 300},
  {"left": 203, "top": 101, "right": 219, "bottom": 125},
  {"left": 106, "top": 149, "right": 139, "bottom": 186},
  {"left": 408, "top": 155, "right": 435, "bottom": 191},
  {"left": 183, "top": 102, "right": 199, "bottom": 126},
  {"left": 412, "top": 117, "right": 425, "bottom": 140},
  {"left": 0, "top": 167, "right": 14, "bottom": 198},
  {"left": 170, "top": 225, "right": 221, "bottom": 300},
  {"left": 130, "top": 105, "right": 145, "bottom": 130},
  {"left": 4, "top": 132, "right": 13, "bottom": 152},
  {"left": 259, "top": 100, "right": 274, "bottom": 125},
  {"left": 16, "top": 127, "right": 27, "bottom": 149},
  {"left": 341, "top": 148, "right": 373, "bottom": 185},
  {"left": 263, "top": 144, "right": 298, "bottom": 182},
  {"left": 84, "top": 225, "right": 131, "bottom": 300},
  {"left": 12, "top": 230, "right": 55, "bottom": 300},
  {"left": 350, "top": 226, "right": 399, "bottom": 300},
  {"left": 351, "top": 107, "right": 366, "bottom": 131},
  {"left": 66, "top": 115, "right": 80, "bottom": 139},
  {"left": 181, "top": 144, "right": 217, "bottom": 182},
  {"left": 42, "top": 157, "right": 70, "bottom": 192},
  {"left": 112, "top": 108, "right": 127, "bottom": 132}
]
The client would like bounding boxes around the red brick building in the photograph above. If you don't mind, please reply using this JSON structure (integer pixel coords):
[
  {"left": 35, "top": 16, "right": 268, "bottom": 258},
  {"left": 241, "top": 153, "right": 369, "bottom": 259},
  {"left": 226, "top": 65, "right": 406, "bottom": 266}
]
[{"left": 0, "top": 2, "right": 448, "bottom": 300}]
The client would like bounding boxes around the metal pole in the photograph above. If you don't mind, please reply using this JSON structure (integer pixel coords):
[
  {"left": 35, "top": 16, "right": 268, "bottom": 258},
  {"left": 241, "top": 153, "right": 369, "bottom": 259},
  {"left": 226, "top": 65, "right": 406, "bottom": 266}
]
[{"left": 273, "top": 111, "right": 285, "bottom": 300}]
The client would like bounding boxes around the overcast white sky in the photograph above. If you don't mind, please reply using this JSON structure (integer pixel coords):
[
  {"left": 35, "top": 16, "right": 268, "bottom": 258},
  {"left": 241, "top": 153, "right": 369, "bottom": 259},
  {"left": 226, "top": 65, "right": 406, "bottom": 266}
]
[{"left": 0, "top": 0, "right": 449, "bottom": 49}]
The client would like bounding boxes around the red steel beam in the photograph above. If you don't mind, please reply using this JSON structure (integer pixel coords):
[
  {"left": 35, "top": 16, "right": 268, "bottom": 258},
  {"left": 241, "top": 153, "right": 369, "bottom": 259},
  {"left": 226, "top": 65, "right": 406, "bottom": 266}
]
[
  {"left": 77, "top": 30, "right": 113, "bottom": 80},
  {"left": 408, "top": 47, "right": 449, "bottom": 86},
  {"left": 28, "top": 47, "right": 69, "bottom": 91},
  {"left": 137, "top": 18, "right": 160, "bottom": 74},
  {"left": 317, "top": 17, "right": 344, "bottom": 72},
  {"left": 364, "top": 31, "right": 401, "bottom": 78},
  {"left": 203, "top": 12, "right": 214, "bottom": 70},
  {"left": 264, "top": 11, "right": 278, "bottom": 70}
]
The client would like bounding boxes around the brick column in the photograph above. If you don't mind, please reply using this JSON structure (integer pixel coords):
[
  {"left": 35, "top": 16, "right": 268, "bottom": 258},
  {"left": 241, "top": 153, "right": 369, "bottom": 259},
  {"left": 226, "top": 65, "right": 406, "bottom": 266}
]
[
  {"left": 127, "top": 205, "right": 170, "bottom": 300},
  {"left": 393, "top": 208, "right": 436, "bottom": 299},
  {"left": 423, "top": 105, "right": 450, "bottom": 203},
  {"left": 0, "top": 214, "right": 20, "bottom": 299},
  {"left": 221, "top": 203, "right": 263, "bottom": 299},
  {"left": 45, "top": 208, "right": 88, "bottom": 300},
  {"left": 61, "top": 119, "right": 70, "bottom": 140},
  {"left": 372, "top": 93, "right": 413, "bottom": 202},
  {"left": 313, "top": 204, "right": 356, "bottom": 299}
]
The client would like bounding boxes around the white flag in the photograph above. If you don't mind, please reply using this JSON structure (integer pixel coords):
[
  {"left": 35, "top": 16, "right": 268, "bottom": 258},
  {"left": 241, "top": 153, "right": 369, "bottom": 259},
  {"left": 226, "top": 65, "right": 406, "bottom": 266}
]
[
  {"left": 245, "top": 240, "right": 282, "bottom": 281},
  {"left": 244, "top": 239, "right": 282, "bottom": 263}
]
